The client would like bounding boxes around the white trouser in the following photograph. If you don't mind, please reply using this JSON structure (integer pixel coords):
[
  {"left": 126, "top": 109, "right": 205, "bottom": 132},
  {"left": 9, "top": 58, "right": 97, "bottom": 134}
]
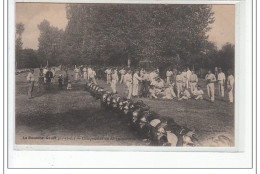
[
  {"left": 176, "top": 82, "right": 183, "bottom": 98},
  {"left": 228, "top": 85, "right": 234, "bottom": 103},
  {"left": 107, "top": 74, "right": 111, "bottom": 84},
  {"left": 111, "top": 80, "right": 117, "bottom": 93},
  {"left": 218, "top": 81, "right": 225, "bottom": 97},
  {"left": 83, "top": 72, "right": 87, "bottom": 80},
  {"left": 132, "top": 83, "right": 139, "bottom": 96},
  {"left": 166, "top": 76, "right": 171, "bottom": 84},
  {"left": 120, "top": 74, "right": 125, "bottom": 84},
  {"left": 75, "top": 73, "right": 79, "bottom": 80},
  {"left": 190, "top": 82, "right": 197, "bottom": 93},
  {"left": 207, "top": 83, "right": 215, "bottom": 102},
  {"left": 126, "top": 82, "right": 132, "bottom": 99}
]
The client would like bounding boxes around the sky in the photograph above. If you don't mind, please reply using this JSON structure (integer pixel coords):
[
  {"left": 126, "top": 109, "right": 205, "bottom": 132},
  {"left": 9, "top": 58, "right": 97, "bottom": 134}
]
[{"left": 16, "top": 3, "right": 235, "bottom": 50}]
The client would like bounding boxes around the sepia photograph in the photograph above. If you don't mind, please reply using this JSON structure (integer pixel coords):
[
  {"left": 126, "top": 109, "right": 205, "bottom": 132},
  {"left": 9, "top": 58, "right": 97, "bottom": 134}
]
[{"left": 15, "top": 3, "right": 235, "bottom": 147}]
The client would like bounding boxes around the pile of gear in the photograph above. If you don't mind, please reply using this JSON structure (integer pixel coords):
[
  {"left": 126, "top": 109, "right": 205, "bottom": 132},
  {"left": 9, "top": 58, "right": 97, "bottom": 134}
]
[{"left": 85, "top": 82, "right": 198, "bottom": 146}]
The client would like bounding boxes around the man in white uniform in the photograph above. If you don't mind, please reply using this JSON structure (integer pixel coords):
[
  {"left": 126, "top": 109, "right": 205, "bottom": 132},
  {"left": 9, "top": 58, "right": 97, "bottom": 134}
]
[
  {"left": 119, "top": 68, "right": 126, "bottom": 84},
  {"left": 125, "top": 70, "right": 133, "bottom": 99},
  {"left": 217, "top": 68, "right": 226, "bottom": 98},
  {"left": 111, "top": 69, "right": 119, "bottom": 93},
  {"left": 26, "top": 69, "right": 35, "bottom": 99},
  {"left": 132, "top": 70, "right": 142, "bottom": 97},
  {"left": 83, "top": 66, "right": 88, "bottom": 80},
  {"left": 186, "top": 67, "right": 192, "bottom": 88},
  {"left": 87, "top": 66, "right": 92, "bottom": 80},
  {"left": 89, "top": 68, "right": 97, "bottom": 84},
  {"left": 189, "top": 70, "right": 198, "bottom": 93},
  {"left": 74, "top": 66, "right": 80, "bottom": 81},
  {"left": 175, "top": 71, "right": 183, "bottom": 98},
  {"left": 227, "top": 71, "right": 235, "bottom": 103},
  {"left": 205, "top": 70, "right": 216, "bottom": 102},
  {"left": 105, "top": 68, "right": 112, "bottom": 84}
]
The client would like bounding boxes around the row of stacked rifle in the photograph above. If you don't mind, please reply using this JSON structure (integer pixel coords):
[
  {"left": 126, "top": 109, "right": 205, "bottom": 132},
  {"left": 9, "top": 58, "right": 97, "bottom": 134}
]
[{"left": 85, "top": 82, "right": 198, "bottom": 146}]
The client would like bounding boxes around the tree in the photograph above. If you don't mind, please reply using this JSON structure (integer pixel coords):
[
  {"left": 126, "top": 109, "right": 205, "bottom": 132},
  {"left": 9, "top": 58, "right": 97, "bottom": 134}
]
[
  {"left": 15, "top": 23, "right": 25, "bottom": 69},
  {"left": 38, "top": 19, "right": 64, "bottom": 67},
  {"left": 62, "top": 4, "right": 215, "bottom": 68}
]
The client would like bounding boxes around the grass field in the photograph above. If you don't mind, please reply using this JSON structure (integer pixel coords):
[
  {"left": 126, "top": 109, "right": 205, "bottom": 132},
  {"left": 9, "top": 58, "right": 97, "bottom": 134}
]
[{"left": 15, "top": 68, "right": 234, "bottom": 146}]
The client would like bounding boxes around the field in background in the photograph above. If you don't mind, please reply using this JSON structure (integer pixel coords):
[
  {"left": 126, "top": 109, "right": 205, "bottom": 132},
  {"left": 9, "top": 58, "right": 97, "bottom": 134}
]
[{"left": 15, "top": 68, "right": 234, "bottom": 146}]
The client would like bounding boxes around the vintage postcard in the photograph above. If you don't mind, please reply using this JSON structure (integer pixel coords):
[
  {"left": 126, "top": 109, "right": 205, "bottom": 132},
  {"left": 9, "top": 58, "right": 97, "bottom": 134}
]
[{"left": 15, "top": 2, "right": 235, "bottom": 148}]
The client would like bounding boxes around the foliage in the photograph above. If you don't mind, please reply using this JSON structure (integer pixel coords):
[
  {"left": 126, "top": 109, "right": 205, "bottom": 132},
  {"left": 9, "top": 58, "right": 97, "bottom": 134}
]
[
  {"left": 62, "top": 4, "right": 215, "bottom": 67},
  {"left": 37, "top": 19, "right": 64, "bottom": 66}
]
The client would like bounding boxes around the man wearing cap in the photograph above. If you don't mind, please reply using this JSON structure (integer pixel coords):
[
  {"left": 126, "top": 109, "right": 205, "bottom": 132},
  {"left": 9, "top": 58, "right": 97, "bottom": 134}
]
[
  {"left": 133, "top": 70, "right": 142, "bottom": 97},
  {"left": 217, "top": 68, "right": 226, "bottom": 98},
  {"left": 205, "top": 70, "right": 216, "bottom": 102},
  {"left": 26, "top": 69, "right": 35, "bottom": 99},
  {"left": 189, "top": 70, "right": 198, "bottom": 93}
]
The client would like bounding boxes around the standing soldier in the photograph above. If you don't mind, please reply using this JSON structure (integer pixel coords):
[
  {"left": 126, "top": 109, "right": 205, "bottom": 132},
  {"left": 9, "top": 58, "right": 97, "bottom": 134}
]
[
  {"left": 182, "top": 68, "right": 187, "bottom": 88},
  {"left": 166, "top": 68, "right": 173, "bottom": 84},
  {"left": 189, "top": 70, "right": 198, "bottom": 93},
  {"left": 227, "top": 71, "right": 235, "bottom": 103},
  {"left": 74, "top": 66, "right": 80, "bottom": 81},
  {"left": 186, "top": 67, "right": 192, "bottom": 88},
  {"left": 176, "top": 71, "right": 183, "bottom": 98},
  {"left": 26, "top": 69, "right": 35, "bottom": 99},
  {"left": 87, "top": 66, "right": 92, "bottom": 80},
  {"left": 89, "top": 68, "right": 97, "bottom": 84},
  {"left": 217, "top": 68, "right": 226, "bottom": 98},
  {"left": 205, "top": 70, "right": 216, "bottom": 103},
  {"left": 43, "top": 66, "right": 48, "bottom": 84},
  {"left": 132, "top": 70, "right": 142, "bottom": 98},
  {"left": 105, "top": 67, "right": 112, "bottom": 84},
  {"left": 125, "top": 70, "right": 133, "bottom": 99},
  {"left": 215, "top": 67, "right": 218, "bottom": 80},
  {"left": 83, "top": 66, "right": 88, "bottom": 80},
  {"left": 38, "top": 68, "right": 44, "bottom": 93},
  {"left": 111, "top": 69, "right": 119, "bottom": 94},
  {"left": 51, "top": 67, "right": 56, "bottom": 84},
  {"left": 45, "top": 67, "right": 53, "bottom": 90},
  {"left": 119, "top": 67, "right": 126, "bottom": 84}
]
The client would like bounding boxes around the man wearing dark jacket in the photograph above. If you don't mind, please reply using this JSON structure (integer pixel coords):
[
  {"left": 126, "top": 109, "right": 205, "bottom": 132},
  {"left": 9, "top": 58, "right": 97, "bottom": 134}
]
[{"left": 45, "top": 68, "right": 53, "bottom": 90}]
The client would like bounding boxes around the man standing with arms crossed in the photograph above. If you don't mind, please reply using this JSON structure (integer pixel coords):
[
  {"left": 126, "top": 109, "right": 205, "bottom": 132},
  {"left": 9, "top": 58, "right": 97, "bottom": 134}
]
[
  {"left": 205, "top": 70, "right": 216, "bottom": 103},
  {"left": 217, "top": 68, "right": 226, "bottom": 98}
]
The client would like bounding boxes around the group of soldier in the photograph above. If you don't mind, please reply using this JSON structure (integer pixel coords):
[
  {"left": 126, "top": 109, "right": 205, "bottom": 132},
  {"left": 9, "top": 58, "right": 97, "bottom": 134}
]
[{"left": 102, "top": 66, "right": 235, "bottom": 103}]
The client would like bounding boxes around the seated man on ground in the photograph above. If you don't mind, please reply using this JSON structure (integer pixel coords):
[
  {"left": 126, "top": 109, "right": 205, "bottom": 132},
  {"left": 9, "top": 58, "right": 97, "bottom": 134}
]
[
  {"left": 192, "top": 85, "right": 204, "bottom": 100},
  {"left": 162, "top": 83, "right": 176, "bottom": 99},
  {"left": 178, "top": 87, "right": 191, "bottom": 101}
]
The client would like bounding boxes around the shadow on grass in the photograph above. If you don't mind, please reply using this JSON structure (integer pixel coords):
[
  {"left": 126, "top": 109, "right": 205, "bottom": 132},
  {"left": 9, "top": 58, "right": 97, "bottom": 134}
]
[{"left": 15, "top": 106, "right": 136, "bottom": 138}]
